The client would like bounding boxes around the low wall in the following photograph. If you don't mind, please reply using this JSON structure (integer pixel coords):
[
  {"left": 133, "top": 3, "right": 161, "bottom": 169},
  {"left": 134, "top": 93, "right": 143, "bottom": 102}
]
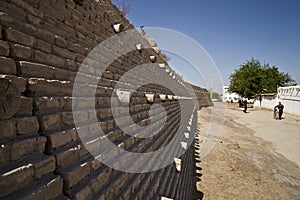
[{"left": 254, "top": 85, "right": 300, "bottom": 116}]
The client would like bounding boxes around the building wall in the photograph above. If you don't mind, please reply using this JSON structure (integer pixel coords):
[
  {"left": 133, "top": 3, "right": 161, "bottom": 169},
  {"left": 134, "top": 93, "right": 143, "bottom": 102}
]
[
  {"left": 254, "top": 85, "right": 300, "bottom": 116},
  {"left": 222, "top": 86, "right": 239, "bottom": 102},
  {"left": 0, "top": 0, "right": 210, "bottom": 199}
]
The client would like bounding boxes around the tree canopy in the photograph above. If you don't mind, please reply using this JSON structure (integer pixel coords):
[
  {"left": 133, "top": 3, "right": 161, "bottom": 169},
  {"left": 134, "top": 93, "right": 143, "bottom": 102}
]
[{"left": 228, "top": 58, "right": 296, "bottom": 98}]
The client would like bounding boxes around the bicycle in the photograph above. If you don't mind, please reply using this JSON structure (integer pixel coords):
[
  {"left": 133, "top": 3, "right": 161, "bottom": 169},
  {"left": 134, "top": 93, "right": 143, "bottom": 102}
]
[{"left": 273, "top": 108, "right": 279, "bottom": 120}]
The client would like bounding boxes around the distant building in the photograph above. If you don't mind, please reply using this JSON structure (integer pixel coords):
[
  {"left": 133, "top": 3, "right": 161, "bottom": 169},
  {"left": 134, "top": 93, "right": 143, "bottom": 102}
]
[{"left": 222, "top": 86, "right": 239, "bottom": 102}]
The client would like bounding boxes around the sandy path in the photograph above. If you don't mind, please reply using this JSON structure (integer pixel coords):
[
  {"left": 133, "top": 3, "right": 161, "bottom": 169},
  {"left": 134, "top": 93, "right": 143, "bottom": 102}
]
[
  {"left": 234, "top": 106, "right": 300, "bottom": 167},
  {"left": 196, "top": 103, "right": 300, "bottom": 200}
]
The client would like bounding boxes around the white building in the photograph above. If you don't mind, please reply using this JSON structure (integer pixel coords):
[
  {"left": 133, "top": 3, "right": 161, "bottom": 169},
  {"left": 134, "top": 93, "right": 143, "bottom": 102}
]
[
  {"left": 253, "top": 85, "right": 300, "bottom": 116},
  {"left": 222, "top": 86, "right": 239, "bottom": 102}
]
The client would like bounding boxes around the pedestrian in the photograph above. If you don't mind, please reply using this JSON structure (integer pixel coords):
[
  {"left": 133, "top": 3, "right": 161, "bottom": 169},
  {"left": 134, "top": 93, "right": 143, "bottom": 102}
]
[
  {"left": 243, "top": 98, "right": 248, "bottom": 113},
  {"left": 274, "top": 102, "right": 284, "bottom": 120}
]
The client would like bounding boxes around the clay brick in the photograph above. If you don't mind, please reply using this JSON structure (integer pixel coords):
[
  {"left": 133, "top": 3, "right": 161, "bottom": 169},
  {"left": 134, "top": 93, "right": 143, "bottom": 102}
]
[
  {"left": 52, "top": 80, "right": 73, "bottom": 96},
  {"left": 99, "top": 121, "right": 107, "bottom": 132},
  {"left": 62, "top": 97, "right": 72, "bottom": 111},
  {"left": 99, "top": 78, "right": 113, "bottom": 88},
  {"left": 62, "top": 112, "right": 75, "bottom": 127},
  {"left": 79, "top": 145, "right": 90, "bottom": 158},
  {"left": 4, "top": 28, "right": 35, "bottom": 47},
  {"left": 14, "top": 183, "right": 47, "bottom": 200},
  {"left": 19, "top": 61, "right": 55, "bottom": 79},
  {"left": 15, "top": 97, "right": 33, "bottom": 116},
  {"left": 54, "top": 35, "right": 67, "bottom": 48},
  {"left": 73, "top": 83, "right": 97, "bottom": 97},
  {"left": 35, "top": 28, "right": 55, "bottom": 44},
  {"left": 17, "top": 116, "right": 39, "bottom": 135},
  {"left": 120, "top": 185, "right": 132, "bottom": 200},
  {"left": 0, "top": 164, "right": 34, "bottom": 198},
  {"left": 0, "top": 12, "right": 18, "bottom": 30},
  {"left": 102, "top": 71, "right": 114, "bottom": 80},
  {"left": 73, "top": 185, "right": 93, "bottom": 200},
  {"left": 112, "top": 173, "right": 129, "bottom": 194},
  {"left": 83, "top": 137, "right": 102, "bottom": 155},
  {"left": 0, "top": 119, "right": 16, "bottom": 140},
  {"left": 78, "top": 63, "right": 96, "bottom": 76},
  {"left": 72, "top": 110, "right": 89, "bottom": 125},
  {"left": 33, "top": 50, "right": 65, "bottom": 68},
  {"left": 8, "top": 175, "right": 62, "bottom": 200},
  {"left": 91, "top": 158, "right": 102, "bottom": 171},
  {"left": 66, "top": 59, "right": 79, "bottom": 71},
  {"left": 73, "top": 97, "right": 95, "bottom": 109},
  {"left": 11, "top": 136, "right": 47, "bottom": 161},
  {"left": 34, "top": 97, "right": 61, "bottom": 115},
  {"left": 53, "top": 45, "right": 76, "bottom": 60},
  {"left": 39, "top": 2, "right": 64, "bottom": 22},
  {"left": 51, "top": 0, "right": 71, "bottom": 19},
  {"left": 9, "top": 0, "right": 43, "bottom": 17},
  {"left": 98, "top": 108, "right": 112, "bottom": 120},
  {"left": 68, "top": 43, "right": 86, "bottom": 55},
  {"left": 102, "top": 186, "right": 115, "bottom": 200},
  {"left": 0, "top": 144, "right": 11, "bottom": 166},
  {"left": 0, "top": 1, "right": 26, "bottom": 21},
  {"left": 27, "top": 78, "right": 73, "bottom": 97},
  {"left": 26, "top": 13, "right": 42, "bottom": 26},
  {"left": 97, "top": 97, "right": 111, "bottom": 108},
  {"left": 43, "top": 22, "right": 68, "bottom": 40},
  {"left": 0, "top": 56, "right": 16, "bottom": 75},
  {"left": 92, "top": 168, "right": 112, "bottom": 190},
  {"left": 0, "top": 40, "right": 9, "bottom": 56},
  {"left": 47, "top": 129, "right": 77, "bottom": 149},
  {"left": 10, "top": 44, "right": 32, "bottom": 60},
  {"left": 54, "top": 67, "right": 70, "bottom": 81},
  {"left": 46, "top": 176, "right": 63, "bottom": 199},
  {"left": 0, "top": 75, "right": 27, "bottom": 93},
  {"left": 60, "top": 162, "right": 91, "bottom": 189},
  {"left": 55, "top": 145, "right": 81, "bottom": 168},
  {"left": 35, "top": 39, "right": 52, "bottom": 54},
  {"left": 106, "top": 120, "right": 115, "bottom": 130},
  {"left": 33, "top": 156, "right": 56, "bottom": 179},
  {"left": 75, "top": 53, "right": 85, "bottom": 63},
  {"left": 39, "top": 114, "right": 61, "bottom": 132}
]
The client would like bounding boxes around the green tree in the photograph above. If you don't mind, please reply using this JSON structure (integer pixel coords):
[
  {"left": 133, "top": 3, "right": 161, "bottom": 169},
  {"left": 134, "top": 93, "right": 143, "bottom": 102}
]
[
  {"left": 229, "top": 58, "right": 296, "bottom": 98},
  {"left": 212, "top": 92, "right": 221, "bottom": 101}
]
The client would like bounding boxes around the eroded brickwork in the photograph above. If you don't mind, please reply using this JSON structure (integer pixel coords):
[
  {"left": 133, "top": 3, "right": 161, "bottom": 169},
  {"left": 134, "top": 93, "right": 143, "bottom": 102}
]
[{"left": 0, "top": 0, "right": 211, "bottom": 199}]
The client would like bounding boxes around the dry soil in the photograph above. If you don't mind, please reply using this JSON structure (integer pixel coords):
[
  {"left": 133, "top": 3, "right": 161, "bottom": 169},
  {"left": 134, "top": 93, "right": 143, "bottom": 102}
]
[{"left": 196, "top": 102, "right": 300, "bottom": 200}]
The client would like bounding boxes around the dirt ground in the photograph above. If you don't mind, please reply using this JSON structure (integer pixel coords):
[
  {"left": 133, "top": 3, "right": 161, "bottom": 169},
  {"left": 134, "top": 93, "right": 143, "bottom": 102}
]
[{"left": 196, "top": 102, "right": 300, "bottom": 200}]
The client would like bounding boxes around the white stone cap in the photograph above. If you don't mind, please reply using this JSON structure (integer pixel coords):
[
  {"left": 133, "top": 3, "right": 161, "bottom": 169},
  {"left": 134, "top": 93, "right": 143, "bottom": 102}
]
[
  {"left": 173, "top": 158, "right": 181, "bottom": 172},
  {"left": 161, "top": 197, "right": 173, "bottom": 200},
  {"left": 181, "top": 141, "right": 187, "bottom": 150}
]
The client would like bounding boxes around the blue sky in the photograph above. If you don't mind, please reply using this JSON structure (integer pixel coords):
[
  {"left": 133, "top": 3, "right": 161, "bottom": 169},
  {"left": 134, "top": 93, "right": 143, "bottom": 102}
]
[{"left": 114, "top": 0, "right": 300, "bottom": 92}]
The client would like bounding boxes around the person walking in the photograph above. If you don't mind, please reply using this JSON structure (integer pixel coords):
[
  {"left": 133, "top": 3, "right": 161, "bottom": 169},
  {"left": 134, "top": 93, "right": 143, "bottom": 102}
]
[
  {"left": 274, "top": 102, "right": 284, "bottom": 120},
  {"left": 243, "top": 99, "right": 248, "bottom": 113}
]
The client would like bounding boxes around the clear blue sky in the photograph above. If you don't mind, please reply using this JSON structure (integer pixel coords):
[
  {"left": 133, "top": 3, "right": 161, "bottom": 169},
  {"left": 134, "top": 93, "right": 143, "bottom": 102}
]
[{"left": 113, "top": 0, "right": 300, "bottom": 92}]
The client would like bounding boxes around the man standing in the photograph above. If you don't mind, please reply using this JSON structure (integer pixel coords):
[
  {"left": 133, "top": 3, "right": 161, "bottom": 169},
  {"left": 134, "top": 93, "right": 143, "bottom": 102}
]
[{"left": 274, "top": 102, "right": 284, "bottom": 120}]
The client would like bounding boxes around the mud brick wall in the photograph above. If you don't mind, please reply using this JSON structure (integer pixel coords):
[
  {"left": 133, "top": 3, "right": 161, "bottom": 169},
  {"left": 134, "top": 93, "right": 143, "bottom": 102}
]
[
  {"left": 0, "top": 0, "right": 211, "bottom": 199},
  {"left": 192, "top": 85, "right": 213, "bottom": 108}
]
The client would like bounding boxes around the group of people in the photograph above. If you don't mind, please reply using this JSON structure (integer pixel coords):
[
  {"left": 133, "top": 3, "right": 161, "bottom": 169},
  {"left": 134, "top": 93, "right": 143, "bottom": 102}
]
[{"left": 239, "top": 98, "right": 284, "bottom": 120}]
